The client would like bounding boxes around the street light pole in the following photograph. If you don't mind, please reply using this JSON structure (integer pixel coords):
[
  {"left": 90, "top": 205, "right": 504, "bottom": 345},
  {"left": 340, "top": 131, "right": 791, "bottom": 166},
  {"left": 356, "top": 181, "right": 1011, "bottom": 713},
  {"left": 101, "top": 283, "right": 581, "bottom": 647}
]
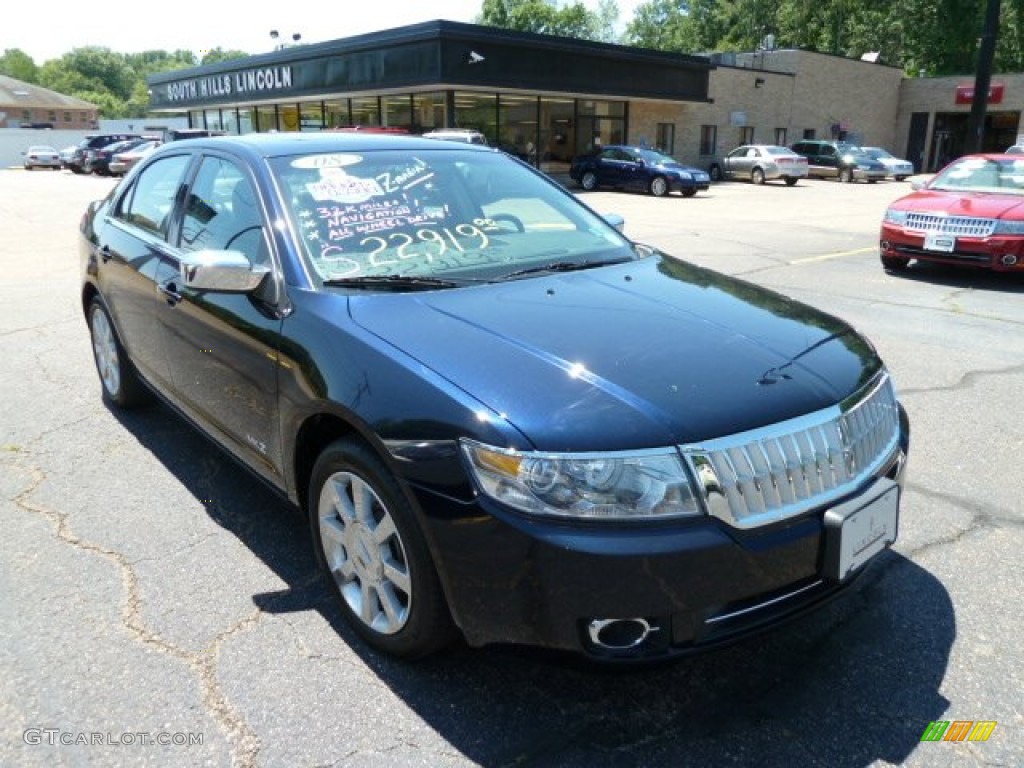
[{"left": 967, "top": 0, "right": 1002, "bottom": 153}]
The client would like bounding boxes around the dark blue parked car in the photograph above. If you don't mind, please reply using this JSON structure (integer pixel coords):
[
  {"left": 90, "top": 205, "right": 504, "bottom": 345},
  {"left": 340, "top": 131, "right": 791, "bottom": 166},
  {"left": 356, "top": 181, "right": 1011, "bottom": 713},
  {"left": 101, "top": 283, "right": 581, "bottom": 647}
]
[
  {"left": 81, "top": 133, "right": 908, "bottom": 661},
  {"left": 570, "top": 145, "right": 711, "bottom": 197}
]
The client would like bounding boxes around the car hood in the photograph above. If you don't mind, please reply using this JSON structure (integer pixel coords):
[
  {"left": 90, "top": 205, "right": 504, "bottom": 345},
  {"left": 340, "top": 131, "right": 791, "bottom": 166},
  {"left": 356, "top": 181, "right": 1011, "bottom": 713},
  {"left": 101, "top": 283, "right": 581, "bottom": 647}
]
[
  {"left": 891, "top": 188, "right": 1024, "bottom": 218},
  {"left": 656, "top": 161, "right": 705, "bottom": 174},
  {"left": 349, "top": 256, "right": 881, "bottom": 451}
]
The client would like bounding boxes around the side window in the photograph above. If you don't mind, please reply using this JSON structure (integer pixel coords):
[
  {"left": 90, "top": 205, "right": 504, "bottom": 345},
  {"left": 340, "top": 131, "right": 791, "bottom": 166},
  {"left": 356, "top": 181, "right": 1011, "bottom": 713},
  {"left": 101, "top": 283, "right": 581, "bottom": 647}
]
[
  {"left": 180, "top": 156, "right": 268, "bottom": 266},
  {"left": 114, "top": 154, "right": 190, "bottom": 238}
]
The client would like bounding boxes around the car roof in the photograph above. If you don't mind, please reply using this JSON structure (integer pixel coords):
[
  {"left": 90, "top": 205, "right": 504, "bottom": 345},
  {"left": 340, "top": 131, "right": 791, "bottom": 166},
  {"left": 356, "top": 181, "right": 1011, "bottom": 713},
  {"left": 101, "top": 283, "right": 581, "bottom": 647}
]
[{"left": 147, "top": 132, "right": 496, "bottom": 160}]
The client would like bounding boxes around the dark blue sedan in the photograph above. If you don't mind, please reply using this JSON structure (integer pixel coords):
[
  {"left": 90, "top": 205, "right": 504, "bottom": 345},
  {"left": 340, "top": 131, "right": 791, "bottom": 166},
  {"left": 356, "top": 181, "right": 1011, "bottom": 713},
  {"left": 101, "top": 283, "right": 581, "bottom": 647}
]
[
  {"left": 570, "top": 145, "right": 711, "bottom": 197},
  {"left": 80, "top": 133, "right": 908, "bottom": 661}
]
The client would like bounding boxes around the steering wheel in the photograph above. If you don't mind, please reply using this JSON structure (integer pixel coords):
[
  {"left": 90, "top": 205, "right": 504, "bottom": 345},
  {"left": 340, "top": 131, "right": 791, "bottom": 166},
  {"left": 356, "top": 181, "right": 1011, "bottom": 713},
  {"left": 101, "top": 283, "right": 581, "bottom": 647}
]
[{"left": 225, "top": 225, "right": 263, "bottom": 250}]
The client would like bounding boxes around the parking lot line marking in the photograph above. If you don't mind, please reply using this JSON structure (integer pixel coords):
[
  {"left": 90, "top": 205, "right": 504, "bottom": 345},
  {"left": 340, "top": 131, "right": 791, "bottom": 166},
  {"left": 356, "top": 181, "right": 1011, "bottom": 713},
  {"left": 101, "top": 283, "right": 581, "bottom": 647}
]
[{"left": 790, "top": 247, "right": 876, "bottom": 264}]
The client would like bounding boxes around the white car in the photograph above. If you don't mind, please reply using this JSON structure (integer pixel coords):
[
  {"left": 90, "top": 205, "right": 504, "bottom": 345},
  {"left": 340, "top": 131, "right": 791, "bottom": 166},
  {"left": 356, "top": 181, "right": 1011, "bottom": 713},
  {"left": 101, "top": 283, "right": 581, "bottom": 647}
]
[
  {"left": 23, "top": 145, "right": 62, "bottom": 170},
  {"left": 860, "top": 147, "right": 914, "bottom": 181}
]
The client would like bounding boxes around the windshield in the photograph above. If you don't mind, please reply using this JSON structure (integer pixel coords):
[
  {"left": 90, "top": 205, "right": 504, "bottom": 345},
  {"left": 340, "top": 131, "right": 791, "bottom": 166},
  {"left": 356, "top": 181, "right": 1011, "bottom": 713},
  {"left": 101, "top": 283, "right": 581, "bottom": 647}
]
[
  {"left": 763, "top": 146, "right": 792, "bottom": 156},
  {"left": 270, "top": 149, "right": 635, "bottom": 284},
  {"left": 928, "top": 156, "right": 1024, "bottom": 195},
  {"left": 864, "top": 147, "right": 893, "bottom": 159}
]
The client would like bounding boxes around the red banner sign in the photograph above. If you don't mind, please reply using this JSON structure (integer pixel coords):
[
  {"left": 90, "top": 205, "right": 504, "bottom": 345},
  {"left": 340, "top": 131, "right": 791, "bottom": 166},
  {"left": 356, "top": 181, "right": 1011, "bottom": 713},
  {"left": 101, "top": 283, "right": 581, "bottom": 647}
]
[{"left": 956, "top": 83, "right": 1004, "bottom": 105}]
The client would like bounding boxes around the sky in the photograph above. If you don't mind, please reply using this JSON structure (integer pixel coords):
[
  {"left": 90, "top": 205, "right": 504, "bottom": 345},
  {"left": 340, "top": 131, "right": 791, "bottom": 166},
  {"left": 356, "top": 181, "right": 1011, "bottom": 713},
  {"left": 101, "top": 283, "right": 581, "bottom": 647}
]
[{"left": 3, "top": 0, "right": 646, "bottom": 64}]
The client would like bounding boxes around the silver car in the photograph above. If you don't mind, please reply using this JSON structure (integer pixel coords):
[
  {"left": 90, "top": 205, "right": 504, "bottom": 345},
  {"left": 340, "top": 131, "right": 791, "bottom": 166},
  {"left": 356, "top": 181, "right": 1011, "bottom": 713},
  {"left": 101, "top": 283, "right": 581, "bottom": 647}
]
[
  {"left": 23, "top": 145, "right": 62, "bottom": 170},
  {"left": 710, "top": 145, "right": 809, "bottom": 186},
  {"left": 861, "top": 147, "right": 914, "bottom": 181}
]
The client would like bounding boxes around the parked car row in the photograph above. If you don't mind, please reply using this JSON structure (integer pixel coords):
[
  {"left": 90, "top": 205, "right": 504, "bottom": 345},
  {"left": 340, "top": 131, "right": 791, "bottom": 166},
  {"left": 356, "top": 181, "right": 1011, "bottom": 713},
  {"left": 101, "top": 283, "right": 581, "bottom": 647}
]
[
  {"left": 57, "top": 130, "right": 223, "bottom": 175},
  {"left": 707, "top": 141, "right": 915, "bottom": 187}
]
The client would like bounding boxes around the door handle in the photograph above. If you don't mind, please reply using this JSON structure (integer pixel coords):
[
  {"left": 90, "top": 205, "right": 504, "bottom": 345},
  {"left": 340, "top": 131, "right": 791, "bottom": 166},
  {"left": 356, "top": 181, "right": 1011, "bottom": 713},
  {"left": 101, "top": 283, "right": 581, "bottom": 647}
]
[{"left": 158, "top": 281, "right": 182, "bottom": 306}]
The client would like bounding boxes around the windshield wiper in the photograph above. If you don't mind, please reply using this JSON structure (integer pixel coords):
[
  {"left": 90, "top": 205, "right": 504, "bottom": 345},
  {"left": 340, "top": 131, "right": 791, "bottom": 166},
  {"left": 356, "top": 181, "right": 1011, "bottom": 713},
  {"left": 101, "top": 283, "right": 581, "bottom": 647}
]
[
  {"left": 494, "top": 257, "right": 631, "bottom": 282},
  {"left": 323, "top": 274, "right": 461, "bottom": 290}
]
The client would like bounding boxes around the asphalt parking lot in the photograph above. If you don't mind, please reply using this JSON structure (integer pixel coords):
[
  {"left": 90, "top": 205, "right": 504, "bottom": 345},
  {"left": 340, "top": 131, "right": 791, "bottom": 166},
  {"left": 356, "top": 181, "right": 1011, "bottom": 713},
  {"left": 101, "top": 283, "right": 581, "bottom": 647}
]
[{"left": 2, "top": 168, "right": 1022, "bottom": 768}]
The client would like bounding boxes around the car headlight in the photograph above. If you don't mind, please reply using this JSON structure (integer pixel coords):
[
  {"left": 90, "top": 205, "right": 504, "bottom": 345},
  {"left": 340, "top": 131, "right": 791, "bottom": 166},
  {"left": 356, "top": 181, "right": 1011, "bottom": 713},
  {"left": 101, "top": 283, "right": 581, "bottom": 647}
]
[
  {"left": 460, "top": 440, "right": 702, "bottom": 520},
  {"left": 675, "top": 171, "right": 693, "bottom": 181},
  {"left": 883, "top": 208, "right": 909, "bottom": 226},
  {"left": 992, "top": 219, "right": 1024, "bottom": 235}
]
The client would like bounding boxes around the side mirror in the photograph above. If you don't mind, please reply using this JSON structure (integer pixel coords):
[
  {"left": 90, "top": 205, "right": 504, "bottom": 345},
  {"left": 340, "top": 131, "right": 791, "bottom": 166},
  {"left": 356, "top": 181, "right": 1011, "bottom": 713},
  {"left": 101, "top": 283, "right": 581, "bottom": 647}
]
[
  {"left": 910, "top": 180, "right": 925, "bottom": 190},
  {"left": 603, "top": 213, "right": 625, "bottom": 232},
  {"left": 179, "top": 249, "right": 269, "bottom": 293}
]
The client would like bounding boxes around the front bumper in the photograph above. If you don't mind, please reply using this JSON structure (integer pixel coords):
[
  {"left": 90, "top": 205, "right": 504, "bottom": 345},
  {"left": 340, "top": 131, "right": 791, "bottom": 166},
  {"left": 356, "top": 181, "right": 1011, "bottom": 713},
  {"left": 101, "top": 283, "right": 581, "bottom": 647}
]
[
  {"left": 853, "top": 168, "right": 888, "bottom": 181},
  {"left": 881, "top": 225, "right": 1024, "bottom": 271},
  {"left": 672, "top": 177, "right": 711, "bottom": 193},
  {"left": 411, "top": 406, "right": 910, "bottom": 661}
]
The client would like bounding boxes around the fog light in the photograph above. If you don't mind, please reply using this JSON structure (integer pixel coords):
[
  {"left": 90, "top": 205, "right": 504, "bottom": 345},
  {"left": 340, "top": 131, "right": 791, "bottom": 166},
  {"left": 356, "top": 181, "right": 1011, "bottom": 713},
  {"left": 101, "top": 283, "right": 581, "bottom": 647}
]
[
  {"left": 1001, "top": 254, "right": 1018, "bottom": 266},
  {"left": 587, "top": 618, "right": 656, "bottom": 650}
]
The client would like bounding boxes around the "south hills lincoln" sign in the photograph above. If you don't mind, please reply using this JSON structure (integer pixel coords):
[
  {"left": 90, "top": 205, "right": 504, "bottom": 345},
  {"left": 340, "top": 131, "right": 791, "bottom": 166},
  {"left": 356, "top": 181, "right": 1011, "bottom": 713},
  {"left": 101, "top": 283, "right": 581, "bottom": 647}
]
[{"left": 164, "top": 65, "right": 293, "bottom": 102}]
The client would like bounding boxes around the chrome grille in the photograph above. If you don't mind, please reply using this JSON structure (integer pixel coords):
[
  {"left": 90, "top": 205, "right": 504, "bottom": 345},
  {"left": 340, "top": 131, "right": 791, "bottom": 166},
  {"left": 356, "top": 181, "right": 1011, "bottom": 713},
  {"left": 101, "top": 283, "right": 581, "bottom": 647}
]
[
  {"left": 682, "top": 375, "right": 901, "bottom": 529},
  {"left": 904, "top": 213, "right": 994, "bottom": 237}
]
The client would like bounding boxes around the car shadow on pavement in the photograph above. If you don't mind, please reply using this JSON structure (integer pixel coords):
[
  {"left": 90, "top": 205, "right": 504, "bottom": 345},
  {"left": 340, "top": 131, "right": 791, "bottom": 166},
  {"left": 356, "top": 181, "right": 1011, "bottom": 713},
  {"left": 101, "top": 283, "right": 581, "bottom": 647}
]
[
  {"left": 112, "top": 402, "right": 955, "bottom": 768},
  {"left": 888, "top": 262, "right": 1024, "bottom": 292}
]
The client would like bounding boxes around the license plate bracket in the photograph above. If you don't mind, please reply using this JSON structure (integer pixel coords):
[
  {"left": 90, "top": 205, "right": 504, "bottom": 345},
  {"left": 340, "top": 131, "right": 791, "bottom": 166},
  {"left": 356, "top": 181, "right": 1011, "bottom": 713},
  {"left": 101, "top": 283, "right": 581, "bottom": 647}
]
[{"left": 823, "top": 479, "right": 900, "bottom": 582}]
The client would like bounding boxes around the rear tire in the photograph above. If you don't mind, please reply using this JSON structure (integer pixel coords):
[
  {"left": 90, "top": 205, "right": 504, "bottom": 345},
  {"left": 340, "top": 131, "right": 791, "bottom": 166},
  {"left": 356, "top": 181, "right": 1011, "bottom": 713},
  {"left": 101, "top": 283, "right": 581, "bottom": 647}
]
[
  {"left": 649, "top": 176, "right": 669, "bottom": 197},
  {"left": 88, "top": 297, "right": 150, "bottom": 408},
  {"left": 839, "top": 167, "right": 854, "bottom": 183},
  {"left": 581, "top": 170, "right": 598, "bottom": 191},
  {"left": 784, "top": 177, "right": 799, "bottom": 187},
  {"left": 309, "top": 438, "right": 455, "bottom": 658}
]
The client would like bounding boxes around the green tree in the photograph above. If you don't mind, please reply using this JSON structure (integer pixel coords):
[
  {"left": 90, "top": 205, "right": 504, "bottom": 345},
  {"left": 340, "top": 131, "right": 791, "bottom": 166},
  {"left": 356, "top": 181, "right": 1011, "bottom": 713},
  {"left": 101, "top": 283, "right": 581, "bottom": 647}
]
[
  {"left": 626, "top": 1, "right": 698, "bottom": 51},
  {"left": 0, "top": 48, "right": 39, "bottom": 83},
  {"left": 200, "top": 48, "right": 251, "bottom": 66},
  {"left": 477, "top": 0, "right": 619, "bottom": 40}
]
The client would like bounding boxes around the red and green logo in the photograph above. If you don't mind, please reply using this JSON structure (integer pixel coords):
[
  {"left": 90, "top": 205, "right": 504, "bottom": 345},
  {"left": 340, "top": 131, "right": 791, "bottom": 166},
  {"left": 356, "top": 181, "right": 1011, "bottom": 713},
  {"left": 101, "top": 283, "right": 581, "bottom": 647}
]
[{"left": 920, "top": 721, "right": 997, "bottom": 742}]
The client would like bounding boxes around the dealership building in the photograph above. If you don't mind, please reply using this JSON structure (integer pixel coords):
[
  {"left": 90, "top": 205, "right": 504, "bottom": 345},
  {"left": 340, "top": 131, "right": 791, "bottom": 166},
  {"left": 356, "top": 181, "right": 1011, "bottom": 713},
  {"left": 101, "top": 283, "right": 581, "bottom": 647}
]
[{"left": 146, "top": 20, "right": 1024, "bottom": 174}]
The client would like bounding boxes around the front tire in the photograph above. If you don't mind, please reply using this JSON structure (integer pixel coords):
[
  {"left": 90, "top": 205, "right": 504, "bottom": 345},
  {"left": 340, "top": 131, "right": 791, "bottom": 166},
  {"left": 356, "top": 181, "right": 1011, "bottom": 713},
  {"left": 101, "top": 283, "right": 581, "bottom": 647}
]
[
  {"left": 681, "top": 188, "right": 697, "bottom": 198},
  {"left": 708, "top": 164, "right": 722, "bottom": 182},
  {"left": 309, "top": 439, "right": 454, "bottom": 658},
  {"left": 580, "top": 170, "right": 598, "bottom": 191},
  {"left": 649, "top": 176, "right": 669, "bottom": 197},
  {"left": 881, "top": 254, "right": 911, "bottom": 272},
  {"left": 751, "top": 167, "right": 766, "bottom": 185},
  {"left": 839, "top": 167, "right": 854, "bottom": 183},
  {"left": 88, "top": 297, "right": 149, "bottom": 407}
]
